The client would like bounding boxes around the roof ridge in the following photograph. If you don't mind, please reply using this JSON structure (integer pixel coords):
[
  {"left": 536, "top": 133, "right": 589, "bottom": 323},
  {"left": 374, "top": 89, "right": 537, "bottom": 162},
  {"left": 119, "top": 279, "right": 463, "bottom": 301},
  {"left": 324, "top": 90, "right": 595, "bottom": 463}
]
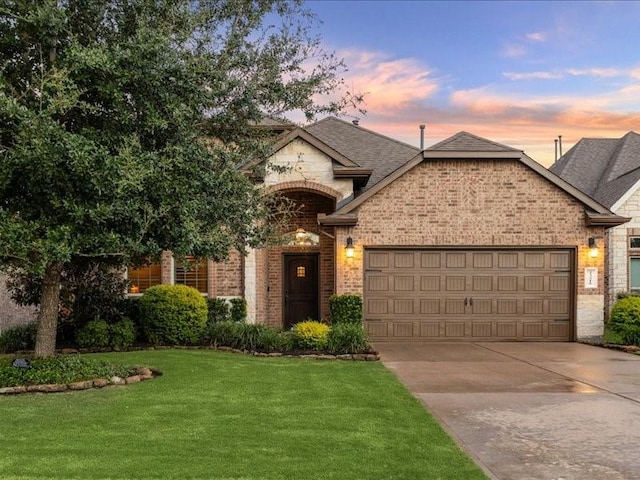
[
  {"left": 429, "top": 131, "right": 520, "bottom": 152},
  {"left": 306, "top": 116, "right": 420, "bottom": 152}
]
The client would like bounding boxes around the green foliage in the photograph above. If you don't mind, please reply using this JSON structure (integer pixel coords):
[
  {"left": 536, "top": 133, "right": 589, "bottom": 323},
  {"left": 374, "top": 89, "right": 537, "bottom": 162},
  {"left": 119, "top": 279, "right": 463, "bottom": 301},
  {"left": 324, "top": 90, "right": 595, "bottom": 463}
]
[
  {"left": 207, "top": 297, "right": 230, "bottom": 323},
  {"left": 609, "top": 297, "right": 640, "bottom": 346},
  {"left": 75, "top": 320, "right": 111, "bottom": 349},
  {"left": 0, "top": 0, "right": 360, "bottom": 357},
  {"left": 203, "top": 321, "right": 238, "bottom": 347},
  {"left": 109, "top": 318, "right": 137, "bottom": 348},
  {"left": 0, "top": 355, "right": 131, "bottom": 388},
  {"left": 326, "top": 323, "right": 370, "bottom": 354},
  {"left": 0, "top": 323, "right": 37, "bottom": 353},
  {"left": 230, "top": 297, "right": 248, "bottom": 323},
  {"left": 329, "top": 294, "right": 363, "bottom": 325},
  {"left": 292, "top": 320, "right": 330, "bottom": 350},
  {"left": 139, "top": 285, "right": 207, "bottom": 345}
]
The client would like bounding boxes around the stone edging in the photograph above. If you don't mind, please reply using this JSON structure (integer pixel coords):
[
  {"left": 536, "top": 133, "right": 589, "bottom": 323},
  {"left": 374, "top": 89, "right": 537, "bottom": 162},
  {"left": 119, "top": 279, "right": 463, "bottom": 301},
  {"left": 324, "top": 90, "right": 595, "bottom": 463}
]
[
  {"left": 0, "top": 367, "right": 162, "bottom": 396},
  {"left": 578, "top": 340, "right": 640, "bottom": 355}
]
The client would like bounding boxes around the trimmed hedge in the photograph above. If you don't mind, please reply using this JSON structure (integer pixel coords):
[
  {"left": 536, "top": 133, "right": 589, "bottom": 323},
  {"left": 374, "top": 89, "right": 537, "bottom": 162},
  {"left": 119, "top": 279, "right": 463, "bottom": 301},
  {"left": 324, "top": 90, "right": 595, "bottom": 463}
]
[
  {"left": 207, "top": 297, "right": 230, "bottom": 323},
  {"left": 609, "top": 296, "right": 640, "bottom": 346},
  {"left": 76, "top": 320, "right": 110, "bottom": 348},
  {"left": 329, "top": 294, "right": 363, "bottom": 325},
  {"left": 230, "top": 297, "right": 247, "bottom": 323},
  {"left": 139, "top": 285, "right": 207, "bottom": 345}
]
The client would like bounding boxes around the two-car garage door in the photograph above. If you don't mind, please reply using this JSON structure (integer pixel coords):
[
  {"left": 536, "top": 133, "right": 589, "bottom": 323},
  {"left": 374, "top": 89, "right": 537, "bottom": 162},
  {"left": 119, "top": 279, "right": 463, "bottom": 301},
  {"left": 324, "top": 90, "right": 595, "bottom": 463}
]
[{"left": 364, "top": 249, "right": 574, "bottom": 342}]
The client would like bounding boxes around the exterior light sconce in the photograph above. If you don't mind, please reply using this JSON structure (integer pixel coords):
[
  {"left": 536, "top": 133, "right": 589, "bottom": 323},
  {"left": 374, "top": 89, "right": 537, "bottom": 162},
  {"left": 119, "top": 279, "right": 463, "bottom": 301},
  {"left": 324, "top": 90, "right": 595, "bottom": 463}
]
[
  {"left": 345, "top": 237, "right": 355, "bottom": 259},
  {"left": 588, "top": 237, "right": 599, "bottom": 258}
]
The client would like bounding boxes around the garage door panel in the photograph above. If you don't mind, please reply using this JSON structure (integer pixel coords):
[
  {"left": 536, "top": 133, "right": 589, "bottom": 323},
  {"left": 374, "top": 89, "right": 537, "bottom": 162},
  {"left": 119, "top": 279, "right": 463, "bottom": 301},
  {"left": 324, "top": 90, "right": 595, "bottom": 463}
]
[
  {"left": 446, "top": 276, "right": 466, "bottom": 291},
  {"left": 420, "top": 322, "right": 440, "bottom": 337},
  {"left": 420, "top": 276, "right": 440, "bottom": 291},
  {"left": 365, "top": 248, "right": 573, "bottom": 342},
  {"left": 420, "top": 298, "right": 440, "bottom": 314},
  {"left": 446, "top": 252, "right": 467, "bottom": 268},
  {"left": 393, "top": 276, "right": 414, "bottom": 291}
]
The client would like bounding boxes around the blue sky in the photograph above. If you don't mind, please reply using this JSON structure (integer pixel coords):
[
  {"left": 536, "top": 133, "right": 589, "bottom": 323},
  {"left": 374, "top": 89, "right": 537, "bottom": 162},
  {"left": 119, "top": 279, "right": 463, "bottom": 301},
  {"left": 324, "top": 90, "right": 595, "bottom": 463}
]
[{"left": 305, "top": 1, "right": 640, "bottom": 165}]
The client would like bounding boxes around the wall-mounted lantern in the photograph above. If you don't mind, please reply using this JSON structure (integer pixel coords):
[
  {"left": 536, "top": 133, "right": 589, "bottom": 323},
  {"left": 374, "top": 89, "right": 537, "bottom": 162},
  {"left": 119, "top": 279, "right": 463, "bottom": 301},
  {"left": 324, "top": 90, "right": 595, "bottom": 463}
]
[
  {"left": 588, "top": 237, "right": 599, "bottom": 258},
  {"left": 345, "top": 237, "right": 355, "bottom": 259}
]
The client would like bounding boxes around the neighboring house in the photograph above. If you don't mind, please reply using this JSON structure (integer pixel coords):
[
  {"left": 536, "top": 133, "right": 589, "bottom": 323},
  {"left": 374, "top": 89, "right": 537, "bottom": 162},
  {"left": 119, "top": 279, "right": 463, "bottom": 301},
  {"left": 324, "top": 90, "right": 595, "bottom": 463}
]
[
  {"left": 133, "top": 117, "right": 627, "bottom": 341},
  {"left": 550, "top": 132, "right": 640, "bottom": 313}
]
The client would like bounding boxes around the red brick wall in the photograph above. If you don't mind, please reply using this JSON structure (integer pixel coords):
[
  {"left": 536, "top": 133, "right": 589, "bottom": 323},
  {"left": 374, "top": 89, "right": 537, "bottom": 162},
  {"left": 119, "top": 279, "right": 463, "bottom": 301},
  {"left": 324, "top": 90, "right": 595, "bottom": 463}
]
[
  {"left": 264, "top": 191, "right": 335, "bottom": 326},
  {"left": 211, "top": 249, "right": 244, "bottom": 297},
  {"left": 336, "top": 159, "right": 605, "bottom": 295}
]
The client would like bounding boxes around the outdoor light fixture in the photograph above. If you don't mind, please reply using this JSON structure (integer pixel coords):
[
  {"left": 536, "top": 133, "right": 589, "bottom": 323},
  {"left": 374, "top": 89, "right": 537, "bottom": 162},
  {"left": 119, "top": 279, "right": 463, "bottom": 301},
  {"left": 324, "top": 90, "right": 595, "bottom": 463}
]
[
  {"left": 345, "top": 237, "right": 355, "bottom": 258},
  {"left": 588, "top": 237, "right": 599, "bottom": 258}
]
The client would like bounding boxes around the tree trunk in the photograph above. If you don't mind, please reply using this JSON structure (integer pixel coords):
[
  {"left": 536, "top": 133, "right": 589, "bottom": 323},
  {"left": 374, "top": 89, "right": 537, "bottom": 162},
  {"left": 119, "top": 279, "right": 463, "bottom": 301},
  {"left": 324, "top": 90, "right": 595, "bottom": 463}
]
[{"left": 34, "top": 262, "right": 63, "bottom": 358}]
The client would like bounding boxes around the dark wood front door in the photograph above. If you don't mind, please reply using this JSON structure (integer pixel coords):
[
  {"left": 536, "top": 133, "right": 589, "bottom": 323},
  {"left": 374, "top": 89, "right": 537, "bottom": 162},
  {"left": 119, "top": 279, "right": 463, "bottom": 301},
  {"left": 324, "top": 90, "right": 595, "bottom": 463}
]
[{"left": 284, "top": 254, "right": 319, "bottom": 328}]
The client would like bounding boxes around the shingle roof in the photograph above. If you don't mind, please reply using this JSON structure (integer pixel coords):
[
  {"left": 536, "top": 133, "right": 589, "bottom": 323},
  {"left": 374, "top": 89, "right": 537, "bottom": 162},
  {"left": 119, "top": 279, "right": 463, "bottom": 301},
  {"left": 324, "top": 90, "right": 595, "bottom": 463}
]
[
  {"left": 428, "top": 131, "right": 519, "bottom": 152},
  {"left": 549, "top": 132, "right": 640, "bottom": 208},
  {"left": 304, "top": 117, "right": 419, "bottom": 191}
]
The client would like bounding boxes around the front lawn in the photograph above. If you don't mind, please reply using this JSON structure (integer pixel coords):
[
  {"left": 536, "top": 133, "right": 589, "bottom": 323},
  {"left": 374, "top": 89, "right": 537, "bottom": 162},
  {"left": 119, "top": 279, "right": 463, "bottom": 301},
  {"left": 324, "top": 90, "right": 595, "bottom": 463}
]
[{"left": 0, "top": 350, "right": 486, "bottom": 479}]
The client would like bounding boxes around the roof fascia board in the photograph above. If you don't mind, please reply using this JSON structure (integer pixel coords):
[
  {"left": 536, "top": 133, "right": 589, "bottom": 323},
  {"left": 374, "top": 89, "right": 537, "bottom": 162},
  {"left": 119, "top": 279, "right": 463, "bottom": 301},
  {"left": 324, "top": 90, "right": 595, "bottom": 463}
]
[
  {"left": 519, "top": 153, "right": 614, "bottom": 214},
  {"left": 422, "top": 150, "right": 521, "bottom": 159},
  {"left": 317, "top": 213, "right": 358, "bottom": 226},
  {"left": 585, "top": 211, "right": 631, "bottom": 227}
]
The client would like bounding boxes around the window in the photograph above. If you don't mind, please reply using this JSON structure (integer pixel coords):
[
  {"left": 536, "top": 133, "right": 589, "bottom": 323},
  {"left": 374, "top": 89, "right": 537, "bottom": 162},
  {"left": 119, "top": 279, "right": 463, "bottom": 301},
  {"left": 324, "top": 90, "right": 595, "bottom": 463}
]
[
  {"left": 630, "top": 258, "right": 640, "bottom": 291},
  {"left": 630, "top": 237, "right": 640, "bottom": 249},
  {"left": 128, "top": 264, "right": 162, "bottom": 293},
  {"left": 296, "top": 266, "right": 306, "bottom": 278},
  {"left": 175, "top": 257, "right": 208, "bottom": 293}
]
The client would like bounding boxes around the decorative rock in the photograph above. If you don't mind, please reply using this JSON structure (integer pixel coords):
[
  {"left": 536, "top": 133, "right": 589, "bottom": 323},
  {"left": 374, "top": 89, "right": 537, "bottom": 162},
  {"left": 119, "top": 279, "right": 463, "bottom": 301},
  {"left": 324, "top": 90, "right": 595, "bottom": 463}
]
[
  {"left": 365, "top": 354, "right": 380, "bottom": 361},
  {"left": 93, "top": 378, "right": 109, "bottom": 388},
  {"left": 149, "top": 367, "right": 163, "bottom": 377},
  {"left": 68, "top": 381, "right": 93, "bottom": 391},
  {"left": 351, "top": 354, "right": 367, "bottom": 361},
  {"left": 336, "top": 354, "right": 353, "bottom": 360},
  {"left": 27, "top": 384, "right": 67, "bottom": 393},
  {"left": 316, "top": 355, "right": 336, "bottom": 360},
  {"left": 267, "top": 353, "right": 282, "bottom": 357},
  {"left": 110, "top": 376, "right": 126, "bottom": 385},
  {"left": 217, "top": 346, "right": 234, "bottom": 351},
  {"left": 301, "top": 354, "right": 318, "bottom": 359},
  {"left": 125, "top": 375, "right": 142, "bottom": 384},
  {"left": 137, "top": 368, "right": 153, "bottom": 379},
  {"left": 0, "top": 386, "right": 27, "bottom": 395},
  {"left": 61, "top": 348, "right": 79, "bottom": 354}
]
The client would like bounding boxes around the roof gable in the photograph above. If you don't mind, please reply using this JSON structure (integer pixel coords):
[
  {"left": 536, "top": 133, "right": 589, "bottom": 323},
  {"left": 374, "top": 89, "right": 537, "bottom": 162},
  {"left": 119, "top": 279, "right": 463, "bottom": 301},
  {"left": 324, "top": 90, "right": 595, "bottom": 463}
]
[
  {"left": 428, "top": 131, "right": 519, "bottom": 152},
  {"left": 320, "top": 131, "right": 626, "bottom": 227},
  {"left": 305, "top": 117, "right": 419, "bottom": 191}
]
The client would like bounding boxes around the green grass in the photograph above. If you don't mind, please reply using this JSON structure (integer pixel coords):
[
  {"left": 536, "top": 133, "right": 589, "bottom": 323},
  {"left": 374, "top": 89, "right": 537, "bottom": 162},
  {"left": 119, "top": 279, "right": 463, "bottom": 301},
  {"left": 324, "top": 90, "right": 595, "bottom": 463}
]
[{"left": 0, "top": 350, "right": 486, "bottom": 480}]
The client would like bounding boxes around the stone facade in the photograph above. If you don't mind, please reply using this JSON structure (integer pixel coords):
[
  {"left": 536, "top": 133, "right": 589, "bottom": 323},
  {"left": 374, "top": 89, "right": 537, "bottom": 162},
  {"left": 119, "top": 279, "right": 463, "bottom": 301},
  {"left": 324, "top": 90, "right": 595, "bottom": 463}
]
[
  {"left": 606, "top": 186, "right": 640, "bottom": 311},
  {"left": 334, "top": 159, "right": 606, "bottom": 339}
]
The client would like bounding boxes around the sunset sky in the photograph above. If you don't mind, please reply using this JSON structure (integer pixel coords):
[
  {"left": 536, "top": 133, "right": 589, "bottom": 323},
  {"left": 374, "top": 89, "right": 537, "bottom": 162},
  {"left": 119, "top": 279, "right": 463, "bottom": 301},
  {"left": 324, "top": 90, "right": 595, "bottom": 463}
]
[{"left": 306, "top": 0, "right": 640, "bottom": 166}]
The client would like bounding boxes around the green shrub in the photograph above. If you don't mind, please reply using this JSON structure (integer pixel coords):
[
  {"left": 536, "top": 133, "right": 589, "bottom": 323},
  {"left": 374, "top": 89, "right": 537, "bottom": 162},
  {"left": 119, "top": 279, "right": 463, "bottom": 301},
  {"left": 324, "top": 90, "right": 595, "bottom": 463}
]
[
  {"left": 207, "top": 297, "right": 230, "bottom": 323},
  {"left": 0, "top": 355, "right": 131, "bottom": 388},
  {"left": 0, "top": 323, "right": 37, "bottom": 353},
  {"left": 203, "top": 320, "right": 237, "bottom": 347},
  {"left": 139, "top": 285, "right": 207, "bottom": 345},
  {"left": 230, "top": 297, "right": 247, "bottom": 322},
  {"left": 329, "top": 294, "right": 363, "bottom": 325},
  {"left": 75, "top": 320, "right": 110, "bottom": 348},
  {"left": 230, "top": 323, "right": 266, "bottom": 350},
  {"left": 616, "top": 291, "right": 640, "bottom": 300},
  {"left": 609, "top": 297, "right": 640, "bottom": 346},
  {"left": 326, "top": 323, "right": 370, "bottom": 354},
  {"left": 109, "top": 318, "right": 137, "bottom": 348},
  {"left": 292, "top": 320, "right": 330, "bottom": 350}
]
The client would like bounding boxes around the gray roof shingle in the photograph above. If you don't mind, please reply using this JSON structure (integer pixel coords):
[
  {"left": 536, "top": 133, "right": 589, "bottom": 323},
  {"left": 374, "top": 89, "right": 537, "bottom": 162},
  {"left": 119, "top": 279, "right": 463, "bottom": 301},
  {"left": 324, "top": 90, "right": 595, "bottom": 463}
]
[
  {"left": 549, "top": 132, "right": 640, "bottom": 208},
  {"left": 304, "top": 117, "right": 419, "bottom": 191},
  {"left": 428, "top": 131, "right": 520, "bottom": 152}
]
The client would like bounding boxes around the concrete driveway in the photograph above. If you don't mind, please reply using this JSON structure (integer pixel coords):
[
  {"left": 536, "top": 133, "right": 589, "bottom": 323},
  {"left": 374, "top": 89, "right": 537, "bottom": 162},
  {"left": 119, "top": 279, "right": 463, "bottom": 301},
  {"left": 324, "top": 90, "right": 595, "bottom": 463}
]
[{"left": 377, "top": 342, "right": 640, "bottom": 480}]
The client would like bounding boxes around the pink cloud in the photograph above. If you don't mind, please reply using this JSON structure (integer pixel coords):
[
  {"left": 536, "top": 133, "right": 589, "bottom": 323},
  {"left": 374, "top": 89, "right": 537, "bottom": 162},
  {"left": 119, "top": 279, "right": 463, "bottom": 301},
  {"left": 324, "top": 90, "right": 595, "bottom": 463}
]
[
  {"left": 338, "top": 50, "right": 439, "bottom": 111},
  {"left": 503, "top": 71, "right": 564, "bottom": 81}
]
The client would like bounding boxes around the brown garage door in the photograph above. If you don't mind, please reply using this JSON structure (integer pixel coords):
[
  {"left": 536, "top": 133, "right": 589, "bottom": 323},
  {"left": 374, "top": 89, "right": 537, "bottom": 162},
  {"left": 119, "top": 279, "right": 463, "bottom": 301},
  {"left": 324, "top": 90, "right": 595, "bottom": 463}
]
[{"left": 364, "top": 249, "right": 574, "bottom": 341}]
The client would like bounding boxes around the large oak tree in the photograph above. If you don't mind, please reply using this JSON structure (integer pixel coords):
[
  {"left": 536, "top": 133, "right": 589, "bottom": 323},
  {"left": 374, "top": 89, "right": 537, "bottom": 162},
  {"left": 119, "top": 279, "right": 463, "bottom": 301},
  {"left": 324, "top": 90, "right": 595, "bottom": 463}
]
[{"left": 0, "top": 0, "right": 360, "bottom": 356}]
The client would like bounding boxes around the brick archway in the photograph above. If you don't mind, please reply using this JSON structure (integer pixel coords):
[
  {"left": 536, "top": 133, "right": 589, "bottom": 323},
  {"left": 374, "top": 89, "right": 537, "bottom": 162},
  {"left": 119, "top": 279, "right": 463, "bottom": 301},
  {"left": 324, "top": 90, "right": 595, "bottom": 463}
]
[{"left": 267, "top": 180, "right": 344, "bottom": 201}]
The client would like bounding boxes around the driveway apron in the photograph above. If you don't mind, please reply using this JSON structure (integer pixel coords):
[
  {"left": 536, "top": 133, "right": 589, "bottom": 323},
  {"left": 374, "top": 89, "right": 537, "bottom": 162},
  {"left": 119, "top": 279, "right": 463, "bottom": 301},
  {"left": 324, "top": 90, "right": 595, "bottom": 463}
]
[{"left": 377, "top": 342, "right": 640, "bottom": 480}]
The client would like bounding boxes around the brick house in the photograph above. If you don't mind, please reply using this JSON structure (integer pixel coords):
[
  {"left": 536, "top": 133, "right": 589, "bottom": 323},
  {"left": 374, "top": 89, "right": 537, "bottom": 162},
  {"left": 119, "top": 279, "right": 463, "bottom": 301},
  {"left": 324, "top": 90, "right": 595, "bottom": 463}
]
[
  {"left": 550, "top": 132, "right": 640, "bottom": 313},
  {"left": 131, "top": 117, "right": 628, "bottom": 341}
]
